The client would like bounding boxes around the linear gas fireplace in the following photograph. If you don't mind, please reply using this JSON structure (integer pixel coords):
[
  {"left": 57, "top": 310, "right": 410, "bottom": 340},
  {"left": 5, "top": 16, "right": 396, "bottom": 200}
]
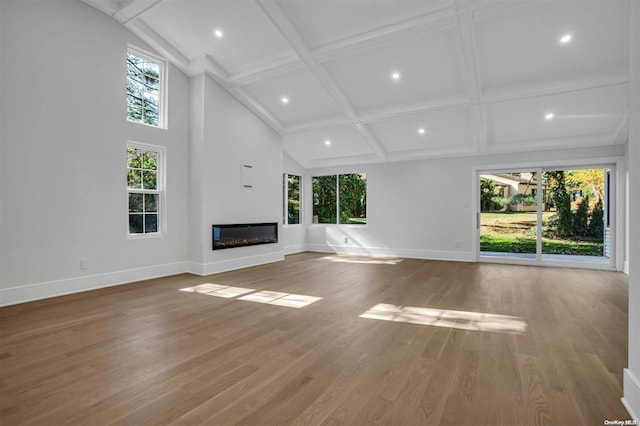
[{"left": 212, "top": 222, "right": 278, "bottom": 250}]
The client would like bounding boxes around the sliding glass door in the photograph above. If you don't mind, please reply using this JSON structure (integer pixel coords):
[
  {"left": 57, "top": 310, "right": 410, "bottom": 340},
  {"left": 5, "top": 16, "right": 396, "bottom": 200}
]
[{"left": 478, "top": 166, "right": 613, "bottom": 268}]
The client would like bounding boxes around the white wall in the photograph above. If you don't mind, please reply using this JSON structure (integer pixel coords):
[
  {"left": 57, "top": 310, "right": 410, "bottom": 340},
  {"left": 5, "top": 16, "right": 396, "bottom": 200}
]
[
  {"left": 303, "top": 145, "right": 625, "bottom": 262},
  {"left": 187, "top": 73, "right": 284, "bottom": 275},
  {"left": 623, "top": 0, "right": 640, "bottom": 420},
  {"left": 0, "top": 0, "right": 190, "bottom": 305},
  {"left": 283, "top": 152, "right": 307, "bottom": 254}
]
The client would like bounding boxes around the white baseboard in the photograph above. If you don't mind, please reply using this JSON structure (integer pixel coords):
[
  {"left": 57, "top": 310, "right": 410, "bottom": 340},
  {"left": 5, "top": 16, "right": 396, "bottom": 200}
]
[
  {"left": 0, "top": 261, "right": 190, "bottom": 307},
  {"left": 623, "top": 368, "right": 640, "bottom": 421},
  {"left": 305, "top": 244, "right": 474, "bottom": 262},
  {"left": 284, "top": 244, "right": 307, "bottom": 255},
  {"left": 624, "top": 260, "right": 630, "bottom": 274},
  {"left": 188, "top": 251, "right": 284, "bottom": 276}
]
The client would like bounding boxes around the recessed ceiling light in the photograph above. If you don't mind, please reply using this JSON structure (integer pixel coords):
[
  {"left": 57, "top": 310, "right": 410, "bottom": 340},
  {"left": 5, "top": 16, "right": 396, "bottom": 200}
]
[
  {"left": 418, "top": 128, "right": 426, "bottom": 135},
  {"left": 559, "top": 33, "right": 572, "bottom": 44},
  {"left": 214, "top": 29, "right": 223, "bottom": 38},
  {"left": 545, "top": 113, "right": 555, "bottom": 120},
  {"left": 391, "top": 72, "right": 401, "bottom": 80},
  {"left": 281, "top": 97, "right": 289, "bottom": 104},
  {"left": 324, "top": 140, "right": 332, "bottom": 146}
]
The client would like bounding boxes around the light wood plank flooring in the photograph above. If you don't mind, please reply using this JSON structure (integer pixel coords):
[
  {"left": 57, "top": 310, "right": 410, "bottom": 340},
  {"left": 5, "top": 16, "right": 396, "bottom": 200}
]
[{"left": 0, "top": 253, "right": 630, "bottom": 425}]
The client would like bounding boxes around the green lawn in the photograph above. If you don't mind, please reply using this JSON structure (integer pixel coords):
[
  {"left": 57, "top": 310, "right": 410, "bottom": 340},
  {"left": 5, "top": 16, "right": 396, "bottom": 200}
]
[{"left": 480, "top": 211, "right": 603, "bottom": 256}]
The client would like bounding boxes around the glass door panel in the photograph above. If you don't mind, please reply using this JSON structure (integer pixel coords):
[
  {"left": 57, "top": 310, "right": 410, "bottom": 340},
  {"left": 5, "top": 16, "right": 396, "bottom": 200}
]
[
  {"left": 479, "top": 171, "right": 539, "bottom": 260},
  {"left": 541, "top": 168, "right": 609, "bottom": 262}
]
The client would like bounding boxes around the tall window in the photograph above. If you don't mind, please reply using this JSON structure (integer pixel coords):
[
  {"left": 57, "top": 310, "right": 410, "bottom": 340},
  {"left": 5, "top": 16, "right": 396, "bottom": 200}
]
[
  {"left": 285, "top": 174, "right": 301, "bottom": 225},
  {"left": 127, "top": 143, "right": 163, "bottom": 236},
  {"left": 127, "top": 47, "right": 165, "bottom": 128},
  {"left": 312, "top": 173, "right": 367, "bottom": 225}
]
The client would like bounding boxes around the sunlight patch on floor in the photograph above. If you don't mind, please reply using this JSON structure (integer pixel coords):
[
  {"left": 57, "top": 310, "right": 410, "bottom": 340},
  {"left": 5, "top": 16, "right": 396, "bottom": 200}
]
[
  {"left": 179, "top": 284, "right": 321, "bottom": 308},
  {"left": 238, "top": 291, "right": 322, "bottom": 308},
  {"left": 319, "top": 254, "right": 403, "bottom": 265},
  {"left": 359, "top": 303, "right": 527, "bottom": 334},
  {"left": 179, "top": 283, "right": 255, "bottom": 298}
]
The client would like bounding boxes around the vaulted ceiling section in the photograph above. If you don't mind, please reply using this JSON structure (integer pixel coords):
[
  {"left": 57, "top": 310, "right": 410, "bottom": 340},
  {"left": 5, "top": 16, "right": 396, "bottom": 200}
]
[{"left": 83, "top": 0, "right": 631, "bottom": 168}]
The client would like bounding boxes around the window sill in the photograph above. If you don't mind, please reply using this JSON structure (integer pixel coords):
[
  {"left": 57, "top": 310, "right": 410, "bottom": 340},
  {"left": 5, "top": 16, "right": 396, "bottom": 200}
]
[
  {"left": 309, "top": 223, "right": 368, "bottom": 229},
  {"left": 128, "top": 232, "right": 166, "bottom": 240},
  {"left": 127, "top": 118, "right": 167, "bottom": 130}
]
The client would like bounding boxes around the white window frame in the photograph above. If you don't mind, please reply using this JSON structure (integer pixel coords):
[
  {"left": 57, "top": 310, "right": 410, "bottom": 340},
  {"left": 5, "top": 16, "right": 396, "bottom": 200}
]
[
  {"left": 127, "top": 141, "right": 166, "bottom": 239},
  {"left": 311, "top": 173, "right": 368, "bottom": 227},
  {"left": 284, "top": 173, "right": 303, "bottom": 227},
  {"left": 126, "top": 45, "right": 168, "bottom": 129}
]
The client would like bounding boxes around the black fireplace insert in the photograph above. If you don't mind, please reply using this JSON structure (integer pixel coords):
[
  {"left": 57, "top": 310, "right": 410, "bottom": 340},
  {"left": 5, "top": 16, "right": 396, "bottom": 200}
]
[{"left": 212, "top": 222, "right": 278, "bottom": 250}]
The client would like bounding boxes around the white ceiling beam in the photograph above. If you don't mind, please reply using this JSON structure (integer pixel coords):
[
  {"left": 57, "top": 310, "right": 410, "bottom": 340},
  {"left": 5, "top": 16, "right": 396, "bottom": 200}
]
[
  {"left": 282, "top": 138, "right": 310, "bottom": 169},
  {"left": 387, "top": 145, "right": 480, "bottom": 163},
  {"left": 470, "top": 0, "right": 534, "bottom": 23},
  {"left": 220, "top": 83, "right": 286, "bottom": 135},
  {"left": 198, "top": 54, "right": 231, "bottom": 82},
  {"left": 256, "top": 0, "right": 388, "bottom": 161},
  {"left": 612, "top": 112, "right": 629, "bottom": 143},
  {"left": 453, "top": 0, "right": 487, "bottom": 152},
  {"left": 283, "top": 118, "right": 352, "bottom": 136},
  {"left": 255, "top": 1, "right": 312, "bottom": 59},
  {"left": 200, "top": 71, "right": 284, "bottom": 135},
  {"left": 483, "top": 77, "right": 628, "bottom": 106},
  {"left": 114, "top": 0, "right": 163, "bottom": 24},
  {"left": 228, "top": 55, "right": 304, "bottom": 87},
  {"left": 306, "top": 145, "right": 483, "bottom": 169},
  {"left": 308, "top": 64, "right": 358, "bottom": 119},
  {"left": 356, "top": 98, "right": 472, "bottom": 125},
  {"left": 487, "top": 133, "right": 620, "bottom": 155},
  {"left": 124, "top": 19, "right": 190, "bottom": 70},
  {"left": 305, "top": 154, "right": 385, "bottom": 169},
  {"left": 353, "top": 123, "right": 387, "bottom": 160},
  {"left": 80, "top": 0, "right": 121, "bottom": 17},
  {"left": 311, "top": 8, "right": 457, "bottom": 65}
]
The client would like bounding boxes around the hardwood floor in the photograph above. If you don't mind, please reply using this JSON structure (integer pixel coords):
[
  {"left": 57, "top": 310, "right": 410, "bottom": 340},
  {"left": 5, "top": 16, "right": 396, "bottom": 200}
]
[{"left": 0, "top": 253, "right": 630, "bottom": 425}]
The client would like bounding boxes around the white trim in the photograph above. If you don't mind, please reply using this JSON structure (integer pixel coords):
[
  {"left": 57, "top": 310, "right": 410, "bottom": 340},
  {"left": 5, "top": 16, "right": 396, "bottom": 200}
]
[
  {"left": 623, "top": 368, "right": 640, "bottom": 421},
  {"left": 0, "top": 262, "right": 189, "bottom": 307},
  {"left": 624, "top": 260, "right": 630, "bottom": 275},
  {"left": 188, "top": 252, "right": 284, "bottom": 276},
  {"left": 616, "top": 162, "right": 627, "bottom": 272},
  {"left": 284, "top": 244, "right": 307, "bottom": 255},
  {"left": 306, "top": 244, "right": 473, "bottom": 262},
  {"left": 477, "top": 255, "right": 616, "bottom": 271}
]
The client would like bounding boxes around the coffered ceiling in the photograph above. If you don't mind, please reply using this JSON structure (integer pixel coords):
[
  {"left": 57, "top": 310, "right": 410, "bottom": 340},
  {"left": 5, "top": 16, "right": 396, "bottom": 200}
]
[{"left": 82, "top": 0, "right": 631, "bottom": 168}]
